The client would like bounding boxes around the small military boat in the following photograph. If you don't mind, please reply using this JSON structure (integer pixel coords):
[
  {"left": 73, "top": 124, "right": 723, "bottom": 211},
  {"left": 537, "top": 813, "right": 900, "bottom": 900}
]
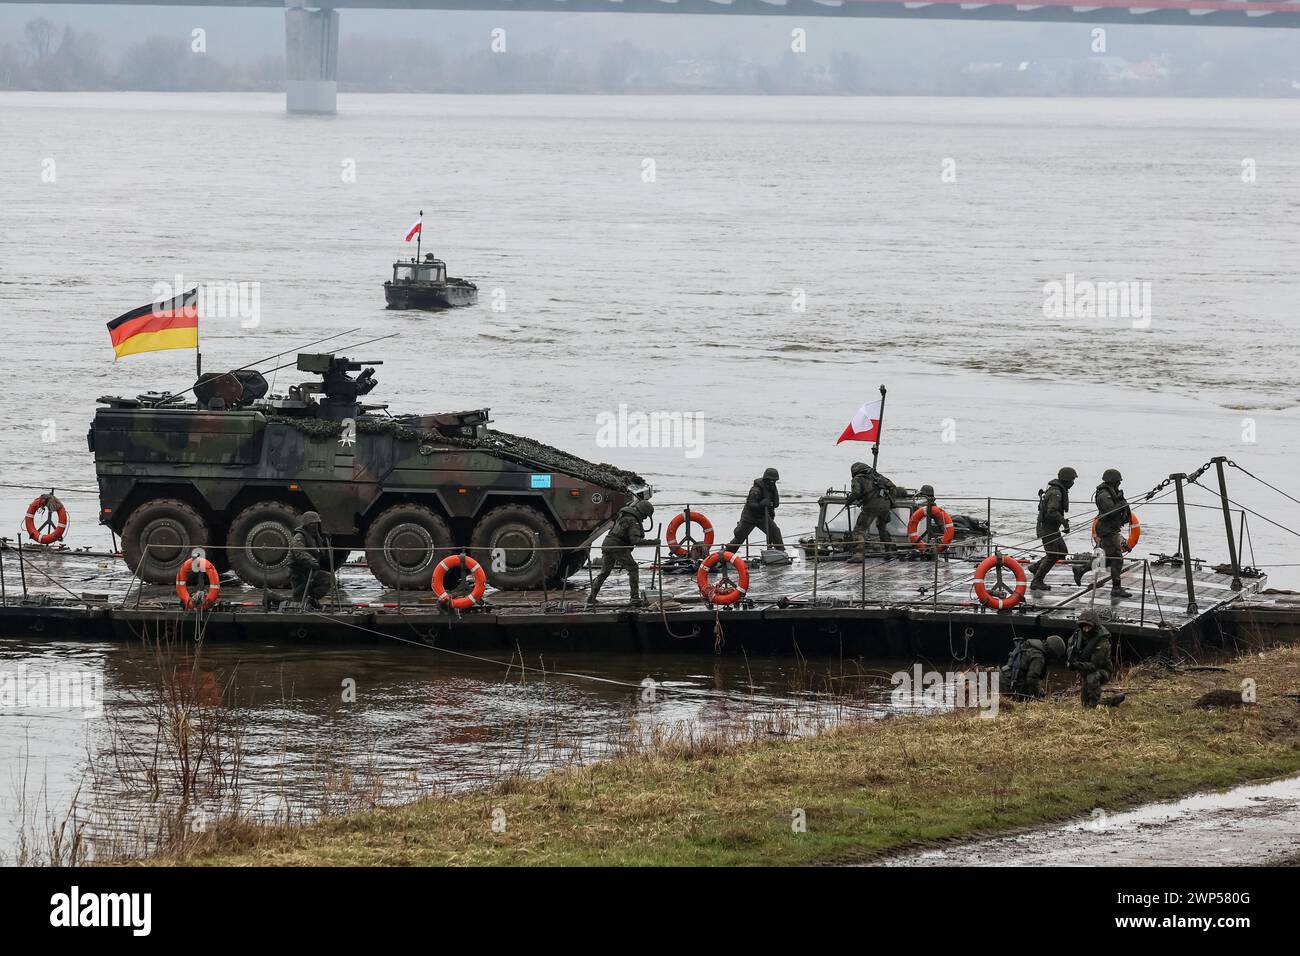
[{"left": 384, "top": 253, "right": 478, "bottom": 310}]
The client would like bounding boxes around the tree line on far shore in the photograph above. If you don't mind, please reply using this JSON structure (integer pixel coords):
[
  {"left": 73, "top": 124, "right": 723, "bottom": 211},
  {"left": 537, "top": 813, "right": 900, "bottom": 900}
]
[{"left": 2, "top": 17, "right": 1297, "bottom": 97}]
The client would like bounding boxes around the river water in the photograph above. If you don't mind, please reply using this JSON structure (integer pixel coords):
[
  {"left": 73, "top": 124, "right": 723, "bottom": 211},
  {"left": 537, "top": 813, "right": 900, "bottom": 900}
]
[{"left": 2, "top": 93, "right": 1299, "bottom": 859}]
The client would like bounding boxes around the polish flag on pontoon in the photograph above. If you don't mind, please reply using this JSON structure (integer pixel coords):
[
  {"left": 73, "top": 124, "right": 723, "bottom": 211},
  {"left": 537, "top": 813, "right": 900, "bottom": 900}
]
[
  {"left": 405, "top": 219, "right": 423, "bottom": 241},
  {"left": 837, "top": 398, "right": 882, "bottom": 444}
]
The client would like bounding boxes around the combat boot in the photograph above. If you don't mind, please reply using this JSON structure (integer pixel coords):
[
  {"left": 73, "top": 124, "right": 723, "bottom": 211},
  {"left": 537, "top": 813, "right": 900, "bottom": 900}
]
[{"left": 1111, "top": 587, "right": 1134, "bottom": 599}]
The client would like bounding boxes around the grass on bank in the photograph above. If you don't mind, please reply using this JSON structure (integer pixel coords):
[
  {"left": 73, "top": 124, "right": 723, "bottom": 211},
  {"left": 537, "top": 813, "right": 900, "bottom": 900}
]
[{"left": 169, "top": 646, "right": 1300, "bottom": 866}]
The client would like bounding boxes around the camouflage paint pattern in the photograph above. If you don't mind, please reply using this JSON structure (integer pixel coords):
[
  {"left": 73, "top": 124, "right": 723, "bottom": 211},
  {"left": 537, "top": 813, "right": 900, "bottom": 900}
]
[{"left": 90, "top": 354, "right": 646, "bottom": 584}]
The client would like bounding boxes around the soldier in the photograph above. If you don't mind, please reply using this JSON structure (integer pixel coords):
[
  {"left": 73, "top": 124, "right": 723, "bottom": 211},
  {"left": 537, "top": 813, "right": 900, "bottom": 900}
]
[
  {"left": 1067, "top": 608, "right": 1113, "bottom": 707},
  {"left": 288, "top": 511, "right": 335, "bottom": 610},
  {"left": 846, "top": 461, "right": 897, "bottom": 561},
  {"left": 1029, "top": 467, "right": 1077, "bottom": 592},
  {"left": 1000, "top": 634, "right": 1068, "bottom": 699},
  {"left": 725, "top": 468, "right": 784, "bottom": 552},
  {"left": 1092, "top": 468, "right": 1134, "bottom": 599},
  {"left": 910, "top": 484, "right": 942, "bottom": 559},
  {"left": 588, "top": 499, "right": 654, "bottom": 607}
]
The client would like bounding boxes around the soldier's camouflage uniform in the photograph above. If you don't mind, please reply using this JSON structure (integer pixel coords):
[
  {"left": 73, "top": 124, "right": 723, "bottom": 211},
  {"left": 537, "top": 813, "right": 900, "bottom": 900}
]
[
  {"left": 588, "top": 504, "right": 648, "bottom": 604},
  {"left": 289, "top": 521, "right": 334, "bottom": 607},
  {"left": 1001, "top": 634, "right": 1066, "bottom": 699},
  {"left": 1067, "top": 621, "right": 1113, "bottom": 707},
  {"left": 1030, "top": 477, "right": 1071, "bottom": 590},
  {"left": 1002, "top": 639, "right": 1050, "bottom": 699},
  {"left": 1093, "top": 479, "right": 1132, "bottom": 593},
  {"left": 847, "top": 462, "right": 896, "bottom": 557},
  {"left": 726, "top": 475, "right": 783, "bottom": 551}
]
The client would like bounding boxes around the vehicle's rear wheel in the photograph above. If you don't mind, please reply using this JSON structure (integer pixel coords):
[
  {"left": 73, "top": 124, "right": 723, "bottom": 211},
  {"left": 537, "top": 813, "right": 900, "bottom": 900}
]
[
  {"left": 227, "top": 501, "right": 300, "bottom": 588},
  {"left": 469, "top": 504, "right": 560, "bottom": 590},
  {"left": 121, "top": 498, "right": 211, "bottom": 585},
  {"left": 364, "top": 503, "right": 454, "bottom": 590}
]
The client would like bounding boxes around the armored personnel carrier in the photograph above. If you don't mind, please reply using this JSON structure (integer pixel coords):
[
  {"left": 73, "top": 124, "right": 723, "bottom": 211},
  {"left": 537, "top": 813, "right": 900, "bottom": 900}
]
[{"left": 89, "top": 354, "right": 647, "bottom": 591}]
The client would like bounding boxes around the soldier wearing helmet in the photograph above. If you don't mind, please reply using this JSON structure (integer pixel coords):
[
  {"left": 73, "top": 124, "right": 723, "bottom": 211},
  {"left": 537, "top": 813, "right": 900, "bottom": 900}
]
[
  {"left": 846, "top": 461, "right": 897, "bottom": 561},
  {"left": 1067, "top": 608, "right": 1114, "bottom": 707},
  {"left": 1093, "top": 468, "right": 1134, "bottom": 599},
  {"left": 725, "top": 467, "right": 785, "bottom": 553},
  {"left": 909, "top": 484, "right": 945, "bottom": 561},
  {"left": 1000, "top": 634, "right": 1068, "bottom": 699},
  {"left": 1029, "top": 466, "right": 1078, "bottom": 592},
  {"left": 288, "top": 510, "right": 335, "bottom": 610},
  {"left": 587, "top": 499, "right": 654, "bottom": 607}
]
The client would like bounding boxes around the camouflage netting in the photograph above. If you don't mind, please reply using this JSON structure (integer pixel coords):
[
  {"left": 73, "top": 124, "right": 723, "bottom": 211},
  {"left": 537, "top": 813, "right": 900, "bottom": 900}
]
[{"left": 268, "top": 415, "right": 644, "bottom": 490}]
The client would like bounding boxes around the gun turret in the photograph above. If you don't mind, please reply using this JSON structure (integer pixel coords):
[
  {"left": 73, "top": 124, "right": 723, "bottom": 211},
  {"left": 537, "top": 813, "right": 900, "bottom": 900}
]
[{"left": 296, "top": 353, "right": 384, "bottom": 420}]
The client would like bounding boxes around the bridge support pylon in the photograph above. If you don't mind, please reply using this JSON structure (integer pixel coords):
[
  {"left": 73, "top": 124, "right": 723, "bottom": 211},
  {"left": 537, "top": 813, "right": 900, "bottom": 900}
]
[{"left": 285, "top": 1, "right": 339, "bottom": 114}]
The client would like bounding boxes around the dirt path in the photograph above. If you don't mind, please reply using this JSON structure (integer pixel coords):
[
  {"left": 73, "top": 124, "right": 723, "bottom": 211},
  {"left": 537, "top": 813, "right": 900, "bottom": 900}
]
[{"left": 877, "top": 776, "right": 1300, "bottom": 866}]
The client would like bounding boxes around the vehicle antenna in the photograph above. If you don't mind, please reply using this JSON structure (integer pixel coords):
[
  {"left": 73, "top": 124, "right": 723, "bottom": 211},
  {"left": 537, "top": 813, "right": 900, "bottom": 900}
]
[
  {"left": 254, "top": 332, "right": 402, "bottom": 379},
  {"left": 163, "top": 327, "right": 365, "bottom": 403}
]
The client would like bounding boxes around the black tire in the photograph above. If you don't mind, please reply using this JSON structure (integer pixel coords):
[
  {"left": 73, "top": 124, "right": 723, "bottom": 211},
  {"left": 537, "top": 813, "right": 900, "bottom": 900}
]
[
  {"left": 227, "top": 501, "right": 300, "bottom": 588},
  {"left": 469, "top": 504, "right": 560, "bottom": 590},
  {"left": 121, "top": 498, "right": 211, "bottom": 585},
  {"left": 364, "top": 503, "right": 454, "bottom": 590}
]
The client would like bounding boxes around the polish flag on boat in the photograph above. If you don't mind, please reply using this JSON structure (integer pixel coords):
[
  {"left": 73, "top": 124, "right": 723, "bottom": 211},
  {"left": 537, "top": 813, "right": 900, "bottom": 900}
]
[
  {"left": 837, "top": 398, "right": 882, "bottom": 444},
  {"left": 405, "top": 219, "right": 422, "bottom": 241}
]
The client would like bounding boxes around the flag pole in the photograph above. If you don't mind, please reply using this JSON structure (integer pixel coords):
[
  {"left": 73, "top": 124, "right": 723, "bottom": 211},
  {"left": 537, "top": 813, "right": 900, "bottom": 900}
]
[
  {"left": 416, "top": 209, "right": 423, "bottom": 262},
  {"left": 871, "top": 384, "right": 887, "bottom": 470},
  {"left": 194, "top": 286, "right": 202, "bottom": 380}
]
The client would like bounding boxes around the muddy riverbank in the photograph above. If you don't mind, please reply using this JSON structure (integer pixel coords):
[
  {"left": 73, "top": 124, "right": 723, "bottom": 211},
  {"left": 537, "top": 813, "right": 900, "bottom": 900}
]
[
  {"left": 878, "top": 774, "right": 1300, "bottom": 866},
  {"left": 163, "top": 645, "right": 1300, "bottom": 867}
]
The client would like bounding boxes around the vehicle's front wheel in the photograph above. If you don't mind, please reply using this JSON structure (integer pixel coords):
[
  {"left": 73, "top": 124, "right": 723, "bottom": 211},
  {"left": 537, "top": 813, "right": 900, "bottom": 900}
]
[
  {"left": 227, "top": 501, "right": 300, "bottom": 588},
  {"left": 469, "top": 504, "right": 560, "bottom": 590},
  {"left": 121, "top": 498, "right": 211, "bottom": 585},
  {"left": 364, "top": 503, "right": 454, "bottom": 590}
]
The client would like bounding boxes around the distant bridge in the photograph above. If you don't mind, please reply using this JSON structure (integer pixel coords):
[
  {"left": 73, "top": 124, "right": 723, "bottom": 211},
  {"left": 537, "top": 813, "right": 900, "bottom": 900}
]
[{"left": 9, "top": 0, "right": 1300, "bottom": 112}]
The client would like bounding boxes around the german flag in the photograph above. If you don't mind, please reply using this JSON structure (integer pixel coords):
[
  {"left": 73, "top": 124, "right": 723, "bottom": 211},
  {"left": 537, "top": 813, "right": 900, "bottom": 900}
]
[{"left": 107, "top": 289, "right": 200, "bottom": 359}]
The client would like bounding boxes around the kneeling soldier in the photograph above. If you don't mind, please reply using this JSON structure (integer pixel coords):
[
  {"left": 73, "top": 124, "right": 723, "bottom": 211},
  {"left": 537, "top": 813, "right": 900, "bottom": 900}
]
[
  {"left": 288, "top": 511, "right": 335, "bottom": 610},
  {"left": 1000, "top": 634, "right": 1067, "bottom": 699},
  {"left": 1067, "top": 608, "right": 1113, "bottom": 707}
]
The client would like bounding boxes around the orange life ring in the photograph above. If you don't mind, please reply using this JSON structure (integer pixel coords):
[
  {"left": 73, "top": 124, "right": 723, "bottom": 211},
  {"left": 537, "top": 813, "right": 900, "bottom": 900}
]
[
  {"left": 432, "top": 553, "right": 488, "bottom": 610},
  {"left": 24, "top": 493, "right": 68, "bottom": 545},
  {"left": 907, "top": 505, "right": 954, "bottom": 552},
  {"left": 974, "top": 554, "right": 1027, "bottom": 611},
  {"left": 1091, "top": 513, "right": 1141, "bottom": 553},
  {"left": 175, "top": 556, "right": 220, "bottom": 611},
  {"left": 666, "top": 509, "right": 714, "bottom": 557},
  {"left": 696, "top": 550, "right": 750, "bottom": 606}
]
